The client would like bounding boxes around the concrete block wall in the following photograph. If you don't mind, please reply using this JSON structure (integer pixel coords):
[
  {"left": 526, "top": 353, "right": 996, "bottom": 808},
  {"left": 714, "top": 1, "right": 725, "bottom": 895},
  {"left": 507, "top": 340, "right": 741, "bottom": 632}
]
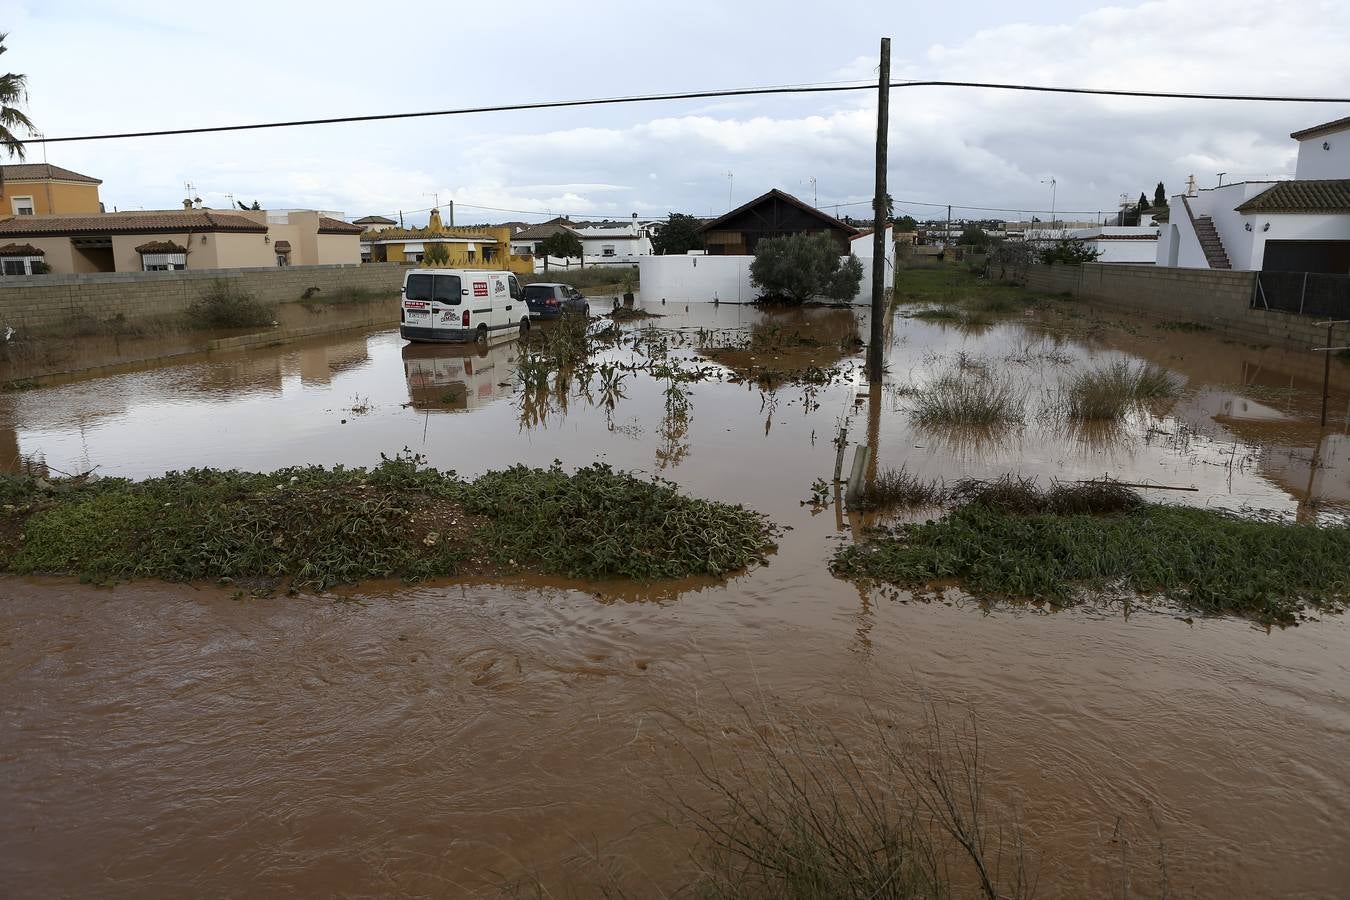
[
  {"left": 0, "top": 264, "right": 406, "bottom": 331},
  {"left": 1014, "top": 264, "right": 1329, "bottom": 351}
]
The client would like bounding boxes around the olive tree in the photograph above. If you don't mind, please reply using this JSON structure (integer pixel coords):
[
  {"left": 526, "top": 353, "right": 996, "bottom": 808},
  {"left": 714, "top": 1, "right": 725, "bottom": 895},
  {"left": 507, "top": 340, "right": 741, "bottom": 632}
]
[
  {"left": 539, "top": 230, "right": 584, "bottom": 271},
  {"left": 750, "top": 231, "right": 864, "bottom": 304}
]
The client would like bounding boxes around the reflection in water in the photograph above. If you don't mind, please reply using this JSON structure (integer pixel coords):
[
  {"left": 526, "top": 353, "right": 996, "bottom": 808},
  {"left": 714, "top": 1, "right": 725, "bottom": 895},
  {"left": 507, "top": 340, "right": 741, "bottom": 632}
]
[
  {"left": 3, "top": 300, "right": 1350, "bottom": 896},
  {"left": 402, "top": 340, "right": 517, "bottom": 413}
]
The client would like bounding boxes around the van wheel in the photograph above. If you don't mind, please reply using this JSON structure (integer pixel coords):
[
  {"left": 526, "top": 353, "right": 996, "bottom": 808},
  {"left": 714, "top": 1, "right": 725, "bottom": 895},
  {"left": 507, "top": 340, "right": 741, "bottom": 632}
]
[
  {"left": 519, "top": 317, "right": 531, "bottom": 337},
  {"left": 475, "top": 324, "right": 488, "bottom": 343}
]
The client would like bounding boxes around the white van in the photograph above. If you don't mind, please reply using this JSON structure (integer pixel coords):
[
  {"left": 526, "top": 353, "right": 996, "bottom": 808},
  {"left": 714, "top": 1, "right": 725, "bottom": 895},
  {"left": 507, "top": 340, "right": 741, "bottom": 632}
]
[{"left": 399, "top": 268, "right": 531, "bottom": 343}]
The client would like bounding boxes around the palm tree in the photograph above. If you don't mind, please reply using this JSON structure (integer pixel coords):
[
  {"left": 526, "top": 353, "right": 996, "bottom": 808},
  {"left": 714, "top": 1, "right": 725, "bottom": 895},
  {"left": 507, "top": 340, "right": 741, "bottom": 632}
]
[{"left": 0, "top": 33, "right": 35, "bottom": 160}]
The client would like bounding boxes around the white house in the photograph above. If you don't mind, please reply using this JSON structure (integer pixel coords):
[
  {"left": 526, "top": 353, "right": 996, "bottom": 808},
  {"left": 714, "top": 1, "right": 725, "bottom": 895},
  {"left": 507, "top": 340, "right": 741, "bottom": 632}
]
[
  {"left": 573, "top": 214, "right": 654, "bottom": 259},
  {"left": 1157, "top": 116, "right": 1350, "bottom": 273},
  {"left": 1065, "top": 225, "right": 1160, "bottom": 264}
]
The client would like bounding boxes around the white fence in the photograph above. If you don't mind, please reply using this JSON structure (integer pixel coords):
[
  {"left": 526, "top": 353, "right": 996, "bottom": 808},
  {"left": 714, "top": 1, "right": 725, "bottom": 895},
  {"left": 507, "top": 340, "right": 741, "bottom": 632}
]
[
  {"left": 531, "top": 254, "right": 644, "bottom": 274},
  {"left": 639, "top": 254, "right": 884, "bottom": 303}
]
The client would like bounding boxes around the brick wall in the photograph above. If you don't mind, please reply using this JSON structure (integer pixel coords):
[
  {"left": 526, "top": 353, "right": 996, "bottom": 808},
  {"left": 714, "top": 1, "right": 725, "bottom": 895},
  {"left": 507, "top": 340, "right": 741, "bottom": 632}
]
[
  {"left": 0, "top": 264, "right": 406, "bottom": 331},
  {"left": 1015, "top": 264, "right": 1329, "bottom": 350}
]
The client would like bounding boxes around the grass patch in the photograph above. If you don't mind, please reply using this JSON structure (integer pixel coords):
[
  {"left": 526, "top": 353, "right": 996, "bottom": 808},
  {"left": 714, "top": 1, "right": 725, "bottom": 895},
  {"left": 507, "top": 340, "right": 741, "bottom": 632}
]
[
  {"left": 910, "top": 305, "right": 962, "bottom": 322},
  {"left": 187, "top": 279, "right": 274, "bottom": 329},
  {"left": 1063, "top": 361, "right": 1180, "bottom": 421},
  {"left": 832, "top": 479, "right": 1350, "bottom": 625},
  {"left": 854, "top": 467, "right": 944, "bottom": 510},
  {"left": 909, "top": 372, "right": 1025, "bottom": 427},
  {"left": 0, "top": 457, "right": 775, "bottom": 590}
]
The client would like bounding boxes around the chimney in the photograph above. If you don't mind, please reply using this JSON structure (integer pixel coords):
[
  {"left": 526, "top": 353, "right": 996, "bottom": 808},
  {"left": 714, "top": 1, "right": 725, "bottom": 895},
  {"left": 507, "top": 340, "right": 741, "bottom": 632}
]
[{"left": 183, "top": 198, "right": 193, "bottom": 210}]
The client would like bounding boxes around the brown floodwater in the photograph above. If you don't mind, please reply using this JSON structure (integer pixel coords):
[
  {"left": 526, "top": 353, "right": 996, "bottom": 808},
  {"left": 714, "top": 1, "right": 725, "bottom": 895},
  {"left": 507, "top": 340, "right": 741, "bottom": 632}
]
[{"left": 2, "top": 298, "right": 1349, "bottom": 897}]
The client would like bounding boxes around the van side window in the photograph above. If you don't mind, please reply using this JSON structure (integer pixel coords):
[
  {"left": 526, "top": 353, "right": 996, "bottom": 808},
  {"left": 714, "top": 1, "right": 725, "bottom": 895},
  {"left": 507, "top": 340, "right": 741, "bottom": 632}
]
[
  {"left": 433, "top": 274, "right": 462, "bottom": 305},
  {"left": 507, "top": 274, "right": 523, "bottom": 300},
  {"left": 405, "top": 273, "right": 434, "bottom": 301}
]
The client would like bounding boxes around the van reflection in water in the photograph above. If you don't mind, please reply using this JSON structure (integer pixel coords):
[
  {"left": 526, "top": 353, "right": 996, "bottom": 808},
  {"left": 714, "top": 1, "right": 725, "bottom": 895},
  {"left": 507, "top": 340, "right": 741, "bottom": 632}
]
[{"left": 401, "top": 340, "right": 519, "bottom": 412}]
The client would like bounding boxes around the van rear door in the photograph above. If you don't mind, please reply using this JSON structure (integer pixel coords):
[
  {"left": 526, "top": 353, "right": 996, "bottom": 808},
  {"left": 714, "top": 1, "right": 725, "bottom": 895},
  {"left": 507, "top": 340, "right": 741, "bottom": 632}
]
[
  {"left": 431, "top": 272, "right": 462, "bottom": 331},
  {"left": 403, "top": 272, "right": 434, "bottom": 326},
  {"left": 488, "top": 274, "right": 512, "bottom": 329}
]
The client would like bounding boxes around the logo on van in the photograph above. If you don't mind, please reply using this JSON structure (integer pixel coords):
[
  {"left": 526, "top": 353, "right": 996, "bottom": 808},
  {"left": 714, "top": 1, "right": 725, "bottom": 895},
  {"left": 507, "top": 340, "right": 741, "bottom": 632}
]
[
  {"left": 493, "top": 279, "right": 507, "bottom": 295},
  {"left": 472, "top": 281, "right": 489, "bottom": 297}
]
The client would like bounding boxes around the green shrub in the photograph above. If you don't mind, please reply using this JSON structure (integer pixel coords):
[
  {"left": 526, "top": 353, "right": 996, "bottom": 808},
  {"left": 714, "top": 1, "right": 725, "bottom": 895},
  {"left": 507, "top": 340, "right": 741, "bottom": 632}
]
[
  {"left": 750, "top": 231, "right": 864, "bottom": 304},
  {"left": 187, "top": 279, "right": 274, "bottom": 329}
]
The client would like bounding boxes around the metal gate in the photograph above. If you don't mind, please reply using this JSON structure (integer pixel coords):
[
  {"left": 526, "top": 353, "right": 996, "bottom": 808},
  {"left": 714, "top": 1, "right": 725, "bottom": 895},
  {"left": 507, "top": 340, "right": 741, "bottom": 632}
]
[{"left": 1253, "top": 271, "right": 1350, "bottom": 317}]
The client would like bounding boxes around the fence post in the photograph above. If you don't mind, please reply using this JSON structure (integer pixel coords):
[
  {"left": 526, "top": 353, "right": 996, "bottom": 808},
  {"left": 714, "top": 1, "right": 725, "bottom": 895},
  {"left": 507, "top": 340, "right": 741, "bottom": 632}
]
[{"left": 1299, "top": 272, "right": 1308, "bottom": 315}]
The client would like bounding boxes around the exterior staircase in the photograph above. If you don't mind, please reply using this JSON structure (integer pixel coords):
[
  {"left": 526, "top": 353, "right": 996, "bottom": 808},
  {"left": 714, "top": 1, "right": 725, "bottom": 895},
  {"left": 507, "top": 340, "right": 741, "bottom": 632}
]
[{"left": 1181, "top": 197, "right": 1232, "bottom": 269}]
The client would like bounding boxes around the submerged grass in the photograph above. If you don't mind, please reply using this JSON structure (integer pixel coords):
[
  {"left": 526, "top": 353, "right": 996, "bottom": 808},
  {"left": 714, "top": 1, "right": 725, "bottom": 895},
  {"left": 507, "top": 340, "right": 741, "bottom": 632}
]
[
  {"left": 909, "top": 372, "right": 1025, "bottom": 427},
  {"left": 854, "top": 467, "right": 945, "bottom": 511},
  {"left": 832, "top": 478, "right": 1350, "bottom": 625},
  {"left": 0, "top": 457, "right": 775, "bottom": 589},
  {"left": 1063, "top": 361, "right": 1180, "bottom": 421}
]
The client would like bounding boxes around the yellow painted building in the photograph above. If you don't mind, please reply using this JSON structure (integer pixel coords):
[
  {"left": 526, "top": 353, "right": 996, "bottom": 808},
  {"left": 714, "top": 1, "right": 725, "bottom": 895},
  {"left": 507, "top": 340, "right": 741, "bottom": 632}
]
[
  {"left": 362, "top": 208, "right": 534, "bottom": 274},
  {"left": 0, "top": 163, "right": 102, "bottom": 216}
]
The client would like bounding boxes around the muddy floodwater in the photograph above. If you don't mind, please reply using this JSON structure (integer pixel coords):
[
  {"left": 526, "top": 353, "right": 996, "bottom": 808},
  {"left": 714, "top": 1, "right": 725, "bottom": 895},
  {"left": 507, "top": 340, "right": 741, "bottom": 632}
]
[{"left": 2, "top": 295, "right": 1349, "bottom": 897}]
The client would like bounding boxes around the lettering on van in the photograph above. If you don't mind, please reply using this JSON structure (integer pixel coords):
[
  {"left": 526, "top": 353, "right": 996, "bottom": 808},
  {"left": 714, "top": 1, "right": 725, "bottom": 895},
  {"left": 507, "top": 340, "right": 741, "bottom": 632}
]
[
  {"left": 472, "top": 281, "right": 489, "bottom": 297},
  {"left": 404, "top": 300, "right": 428, "bottom": 309}
]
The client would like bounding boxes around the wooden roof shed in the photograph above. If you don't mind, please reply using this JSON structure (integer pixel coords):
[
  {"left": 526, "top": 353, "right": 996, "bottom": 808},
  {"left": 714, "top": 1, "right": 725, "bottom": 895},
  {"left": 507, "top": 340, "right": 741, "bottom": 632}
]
[{"left": 695, "top": 188, "right": 859, "bottom": 255}]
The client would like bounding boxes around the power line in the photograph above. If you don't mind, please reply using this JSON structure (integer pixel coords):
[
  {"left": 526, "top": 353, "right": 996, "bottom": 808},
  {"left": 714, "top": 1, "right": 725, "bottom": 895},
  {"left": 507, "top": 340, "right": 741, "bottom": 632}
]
[{"left": 20, "top": 79, "right": 1350, "bottom": 145}]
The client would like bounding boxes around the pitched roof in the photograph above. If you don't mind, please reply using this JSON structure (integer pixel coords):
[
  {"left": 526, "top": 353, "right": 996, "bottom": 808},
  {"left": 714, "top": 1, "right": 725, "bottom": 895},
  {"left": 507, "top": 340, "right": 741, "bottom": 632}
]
[
  {"left": 273, "top": 240, "right": 292, "bottom": 252},
  {"left": 513, "top": 222, "right": 579, "bottom": 241},
  {"left": 696, "top": 188, "right": 860, "bottom": 235},
  {"left": 133, "top": 240, "right": 187, "bottom": 254},
  {"left": 0, "top": 242, "right": 44, "bottom": 256},
  {"left": 318, "top": 216, "right": 363, "bottom": 234},
  {"left": 352, "top": 215, "right": 397, "bottom": 225},
  {"left": 0, "top": 211, "right": 268, "bottom": 237},
  {"left": 1234, "top": 179, "right": 1350, "bottom": 214},
  {"left": 1290, "top": 116, "right": 1350, "bottom": 141},
  {"left": 0, "top": 163, "right": 102, "bottom": 185}
]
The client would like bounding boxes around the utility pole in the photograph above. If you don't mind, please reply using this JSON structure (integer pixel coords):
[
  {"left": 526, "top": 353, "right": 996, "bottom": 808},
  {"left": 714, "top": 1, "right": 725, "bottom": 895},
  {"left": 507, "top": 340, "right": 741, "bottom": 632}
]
[
  {"left": 946, "top": 204, "right": 952, "bottom": 249},
  {"left": 868, "top": 37, "right": 890, "bottom": 385},
  {"left": 448, "top": 200, "right": 454, "bottom": 227}
]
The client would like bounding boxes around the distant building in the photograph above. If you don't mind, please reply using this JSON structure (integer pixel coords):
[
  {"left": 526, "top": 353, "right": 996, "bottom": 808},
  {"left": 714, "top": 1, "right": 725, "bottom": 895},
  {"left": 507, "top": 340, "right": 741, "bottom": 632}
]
[
  {"left": 696, "top": 189, "right": 858, "bottom": 255},
  {"left": 509, "top": 217, "right": 577, "bottom": 257},
  {"left": 352, "top": 214, "right": 397, "bottom": 231},
  {"left": 0, "top": 163, "right": 102, "bottom": 216},
  {"left": 1063, "top": 226, "right": 1159, "bottom": 264},
  {"left": 571, "top": 214, "right": 653, "bottom": 258},
  {"left": 0, "top": 208, "right": 362, "bottom": 274},
  {"left": 1158, "top": 116, "right": 1350, "bottom": 272},
  {"left": 363, "top": 208, "right": 532, "bottom": 273}
]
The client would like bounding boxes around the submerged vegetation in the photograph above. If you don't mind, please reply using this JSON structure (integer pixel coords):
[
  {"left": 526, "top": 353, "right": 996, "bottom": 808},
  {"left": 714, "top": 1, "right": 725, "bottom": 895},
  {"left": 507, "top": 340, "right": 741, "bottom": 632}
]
[
  {"left": 187, "top": 279, "right": 275, "bottom": 329},
  {"left": 1062, "top": 361, "right": 1180, "bottom": 421},
  {"left": 0, "top": 456, "right": 775, "bottom": 590},
  {"left": 833, "top": 477, "right": 1349, "bottom": 625},
  {"left": 909, "top": 371, "right": 1026, "bottom": 427}
]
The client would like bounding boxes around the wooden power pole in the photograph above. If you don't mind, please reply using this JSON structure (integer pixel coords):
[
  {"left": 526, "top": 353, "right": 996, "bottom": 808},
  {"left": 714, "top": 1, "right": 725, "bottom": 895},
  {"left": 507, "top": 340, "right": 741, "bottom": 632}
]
[{"left": 868, "top": 37, "right": 891, "bottom": 384}]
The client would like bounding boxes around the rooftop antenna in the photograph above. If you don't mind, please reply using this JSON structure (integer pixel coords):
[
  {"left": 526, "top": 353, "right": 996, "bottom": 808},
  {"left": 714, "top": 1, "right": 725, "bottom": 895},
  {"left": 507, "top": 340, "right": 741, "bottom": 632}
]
[
  {"left": 1185, "top": 174, "right": 1198, "bottom": 196},
  {"left": 1216, "top": 172, "right": 1227, "bottom": 186},
  {"left": 806, "top": 175, "right": 817, "bottom": 207},
  {"left": 725, "top": 171, "right": 733, "bottom": 210}
]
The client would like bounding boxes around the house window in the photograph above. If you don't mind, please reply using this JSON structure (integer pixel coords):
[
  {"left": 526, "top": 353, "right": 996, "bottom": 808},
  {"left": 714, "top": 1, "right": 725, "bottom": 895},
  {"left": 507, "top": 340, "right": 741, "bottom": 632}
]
[
  {"left": 276, "top": 254, "right": 290, "bottom": 267},
  {"left": 2, "top": 259, "right": 28, "bottom": 275},
  {"left": 466, "top": 249, "right": 475, "bottom": 262},
  {"left": 141, "top": 253, "right": 187, "bottom": 271},
  {"left": 11, "top": 196, "right": 35, "bottom": 216},
  {"left": 602, "top": 244, "right": 616, "bottom": 257}
]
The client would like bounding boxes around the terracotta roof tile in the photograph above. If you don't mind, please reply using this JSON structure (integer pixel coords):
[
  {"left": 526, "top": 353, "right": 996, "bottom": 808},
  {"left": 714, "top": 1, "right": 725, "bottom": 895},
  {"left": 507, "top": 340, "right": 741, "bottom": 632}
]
[
  {"left": 352, "top": 215, "right": 396, "bottom": 225},
  {"left": 1234, "top": 179, "right": 1350, "bottom": 214},
  {"left": 0, "top": 163, "right": 102, "bottom": 184},
  {"left": 0, "top": 211, "right": 268, "bottom": 237},
  {"left": 133, "top": 240, "right": 188, "bottom": 254},
  {"left": 318, "top": 216, "right": 363, "bottom": 234},
  {"left": 1290, "top": 117, "right": 1350, "bottom": 141}
]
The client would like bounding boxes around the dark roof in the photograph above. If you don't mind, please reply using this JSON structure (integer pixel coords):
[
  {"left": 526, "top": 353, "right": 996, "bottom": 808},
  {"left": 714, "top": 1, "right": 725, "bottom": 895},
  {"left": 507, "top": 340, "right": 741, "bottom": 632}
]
[
  {"left": 513, "top": 222, "right": 578, "bottom": 241},
  {"left": 318, "top": 216, "right": 363, "bottom": 234},
  {"left": 696, "top": 188, "right": 860, "bottom": 235},
  {"left": 0, "top": 242, "right": 44, "bottom": 256},
  {"left": 1290, "top": 116, "right": 1350, "bottom": 141},
  {"left": 352, "top": 215, "right": 396, "bottom": 225},
  {"left": 0, "top": 211, "right": 267, "bottom": 237},
  {"left": 273, "top": 240, "right": 292, "bottom": 252},
  {"left": 133, "top": 240, "right": 187, "bottom": 254},
  {"left": 1234, "top": 179, "right": 1350, "bottom": 214},
  {"left": 0, "top": 163, "right": 102, "bottom": 185}
]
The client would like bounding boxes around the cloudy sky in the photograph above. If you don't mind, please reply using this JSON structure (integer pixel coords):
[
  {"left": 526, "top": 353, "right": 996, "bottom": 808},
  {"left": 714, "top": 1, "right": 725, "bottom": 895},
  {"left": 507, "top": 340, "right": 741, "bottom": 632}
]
[{"left": 7, "top": 0, "right": 1350, "bottom": 225}]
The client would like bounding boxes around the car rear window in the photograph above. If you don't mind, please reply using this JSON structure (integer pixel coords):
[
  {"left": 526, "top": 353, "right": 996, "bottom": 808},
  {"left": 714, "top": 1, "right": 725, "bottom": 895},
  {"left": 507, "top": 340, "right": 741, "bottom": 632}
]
[
  {"left": 405, "top": 273, "right": 433, "bottom": 301},
  {"left": 524, "top": 285, "right": 556, "bottom": 300}
]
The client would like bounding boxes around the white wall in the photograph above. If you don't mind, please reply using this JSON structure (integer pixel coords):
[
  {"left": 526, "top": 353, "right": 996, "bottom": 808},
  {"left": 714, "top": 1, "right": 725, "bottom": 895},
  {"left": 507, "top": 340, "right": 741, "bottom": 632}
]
[
  {"left": 1295, "top": 127, "right": 1350, "bottom": 180},
  {"left": 640, "top": 253, "right": 880, "bottom": 303},
  {"left": 1088, "top": 239, "right": 1158, "bottom": 264},
  {"left": 1242, "top": 212, "right": 1350, "bottom": 270}
]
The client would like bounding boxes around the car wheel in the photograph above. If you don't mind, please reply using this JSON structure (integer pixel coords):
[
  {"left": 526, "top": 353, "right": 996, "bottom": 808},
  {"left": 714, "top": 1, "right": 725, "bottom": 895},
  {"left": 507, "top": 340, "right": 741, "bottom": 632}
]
[{"left": 476, "top": 324, "right": 488, "bottom": 343}]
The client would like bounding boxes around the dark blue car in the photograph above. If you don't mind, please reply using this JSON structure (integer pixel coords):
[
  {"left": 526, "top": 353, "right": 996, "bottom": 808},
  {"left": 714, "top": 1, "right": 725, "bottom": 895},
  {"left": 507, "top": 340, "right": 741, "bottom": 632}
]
[{"left": 524, "top": 283, "right": 590, "bottom": 319}]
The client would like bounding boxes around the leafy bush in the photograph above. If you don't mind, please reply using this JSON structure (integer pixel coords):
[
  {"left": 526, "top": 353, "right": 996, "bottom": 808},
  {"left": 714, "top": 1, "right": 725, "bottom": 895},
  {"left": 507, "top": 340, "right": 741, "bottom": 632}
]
[
  {"left": 651, "top": 212, "right": 705, "bottom": 255},
  {"left": 422, "top": 242, "right": 450, "bottom": 266},
  {"left": 187, "top": 279, "right": 274, "bottom": 329},
  {"left": 750, "top": 231, "right": 864, "bottom": 304},
  {"left": 1039, "top": 237, "right": 1102, "bottom": 266}
]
